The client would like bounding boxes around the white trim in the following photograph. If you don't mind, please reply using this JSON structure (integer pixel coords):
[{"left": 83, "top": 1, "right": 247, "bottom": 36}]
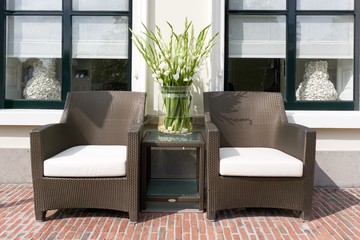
[
  {"left": 210, "top": 0, "right": 225, "bottom": 91},
  {"left": 131, "top": 0, "right": 148, "bottom": 92},
  {"left": 0, "top": 109, "right": 62, "bottom": 126},
  {"left": 287, "top": 111, "right": 360, "bottom": 128},
  {"left": 1, "top": 109, "right": 360, "bottom": 129}
]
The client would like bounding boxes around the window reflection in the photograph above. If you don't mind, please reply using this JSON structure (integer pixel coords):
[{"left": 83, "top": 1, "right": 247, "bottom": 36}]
[
  {"left": 229, "top": 0, "right": 286, "bottom": 10},
  {"left": 72, "top": 0, "right": 128, "bottom": 11},
  {"left": 296, "top": 16, "right": 354, "bottom": 101},
  {"left": 6, "top": 16, "right": 62, "bottom": 100},
  {"left": 228, "top": 15, "right": 286, "bottom": 95},
  {"left": 72, "top": 16, "right": 129, "bottom": 91}
]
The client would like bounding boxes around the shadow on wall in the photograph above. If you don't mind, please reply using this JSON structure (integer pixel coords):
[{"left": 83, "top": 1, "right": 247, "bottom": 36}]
[
  {"left": 0, "top": 149, "right": 32, "bottom": 184},
  {"left": 314, "top": 151, "right": 360, "bottom": 188},
  {"left": 314, "top": 161, "right": 337, "bottom": 188},
  {"left": 312, "top": 156, "right": 360, "bottom": 219}
]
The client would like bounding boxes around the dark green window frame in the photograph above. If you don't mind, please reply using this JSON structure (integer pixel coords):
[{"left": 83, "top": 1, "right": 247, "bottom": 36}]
[
  {"left": 225, "top": 0, "right": 360, "bottom": 110},
  {"left": 0, "top": 0, "right": 132, "bottom": 109}
]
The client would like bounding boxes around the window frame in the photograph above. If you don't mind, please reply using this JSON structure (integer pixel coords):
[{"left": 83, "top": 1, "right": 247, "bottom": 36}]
[
  {"left": 225, "top": 0, "right": 360, "bottom": 110},
  {"left": 0, "top": 0, "right": 133, "bottom": 109}
]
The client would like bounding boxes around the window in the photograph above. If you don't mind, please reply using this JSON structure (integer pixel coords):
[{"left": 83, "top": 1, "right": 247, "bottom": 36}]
[
  {"left": 1, "top": 0, "right": 131, "bottom": 109},
  {"left": 296, "top": 15, "right": 354, "bottom": 101},
  {"left": 226, "top": 0, "right": 358, "bottom": 110},
  {"left": 229, "top": 0, "right": 286, "bottom": 10},
  {"left": 72, "top": 16, "right": 129, "bottom": 91},
  {"left": 6, "top": 16, "right": 62, "bottom": 101},
  {"left": 228, "top": 15, "right": 286, "bottom": 92}
]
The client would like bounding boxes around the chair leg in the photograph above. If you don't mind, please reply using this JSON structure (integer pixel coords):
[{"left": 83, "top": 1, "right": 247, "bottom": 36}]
[
  {"left": 129, "top": 211, "right": 138, "bottom": 223},
  {"left": 300, "top": 210, "right": 312, "bottom": 221},
  {"left": 35, "top": 210, "right": 46, "bottom": 221},
  {"left": 207, "top": 210, "right": 216, "bottom": 221}
]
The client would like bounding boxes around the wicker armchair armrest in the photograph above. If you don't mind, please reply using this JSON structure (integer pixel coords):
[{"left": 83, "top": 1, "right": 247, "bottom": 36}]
[
  {"left": 126, "top": 123, "right": 143, "bottom": 177},
  {"left": 204, "top": 122, "right": 220, "bottom": 179},
  {"left": 30, "top": 123, "right": 76, "bottom": 179},
  {"left": 276, "top": 123, "right": 316, "bottom": 170}
]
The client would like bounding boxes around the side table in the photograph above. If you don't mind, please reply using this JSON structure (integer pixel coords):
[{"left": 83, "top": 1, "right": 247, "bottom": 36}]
[{"left": 141, "top": 131, "right": 205, "bottom": 211}]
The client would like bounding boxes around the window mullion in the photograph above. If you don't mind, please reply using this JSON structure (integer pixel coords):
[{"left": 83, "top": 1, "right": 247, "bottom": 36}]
[
  {"left": 0, "top": 1, "right": 5, "bottom": 108},
  {"left": 285, "top": 0, "right": 296, "bottom": 103},
  {"left": 354, "top": 0, "right": 360, "bottom": 110},
  {"left": 61, "top": 0, "right": 72, "bottom": 100},
  {"left": 224, "top": 0, "right": 229, "bottom": 91},
  {"left": 128, "top": 0, "right": 133, "bottom": 91}
]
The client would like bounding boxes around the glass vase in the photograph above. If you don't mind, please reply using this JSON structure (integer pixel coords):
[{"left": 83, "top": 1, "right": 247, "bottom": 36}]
[{"left": 158, "top": 85, "right": 193, "bottom": 134}]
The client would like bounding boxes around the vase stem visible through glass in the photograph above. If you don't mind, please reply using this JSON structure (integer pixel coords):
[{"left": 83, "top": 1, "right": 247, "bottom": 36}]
[{"left": 158, "top": 85, "right": 193, "bottom": 134}]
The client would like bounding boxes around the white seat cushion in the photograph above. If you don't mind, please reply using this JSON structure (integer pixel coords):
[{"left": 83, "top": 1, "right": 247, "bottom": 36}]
[
  {"left": 219, "top": 147, "right": 303, "bottom": 177},
  {"left": 44, "top": 145, "right": 127, "bottom": 177}
]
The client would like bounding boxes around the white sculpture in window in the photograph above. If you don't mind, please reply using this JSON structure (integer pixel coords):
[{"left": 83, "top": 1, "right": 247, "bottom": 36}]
[
  {"left": 296, "top": 60, "right": 338, "bottom": 101},
  {"left": 23, "top": 58, "right": 61, "bottom": 100}
]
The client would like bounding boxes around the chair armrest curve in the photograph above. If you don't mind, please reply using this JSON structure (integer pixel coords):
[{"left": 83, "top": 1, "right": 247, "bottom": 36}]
[
  {"left": 30, "top": 123, "right": 76, "bottom": 179},
  {"left": 204, "top": 122, "right": 221, "bottom": 179},
  {"left": 276, "top": 123, "right": 316, "bottom": 167},
  {"left": 126, "top": 123, "right": 143, "bottom": 178}
]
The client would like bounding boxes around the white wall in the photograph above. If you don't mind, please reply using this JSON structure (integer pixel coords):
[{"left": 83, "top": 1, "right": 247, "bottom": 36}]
[{"left": 143, "top": 0, "right": 213, "bottom": 116}]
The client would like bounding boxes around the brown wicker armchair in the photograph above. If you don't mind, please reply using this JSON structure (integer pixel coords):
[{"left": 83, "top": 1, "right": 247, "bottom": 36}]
[
  {"left": 30, "top": 91, "right": 146, "bottom": 222},
  {"left": 204, "top": 91, "right": 316, "bottom": 221}
]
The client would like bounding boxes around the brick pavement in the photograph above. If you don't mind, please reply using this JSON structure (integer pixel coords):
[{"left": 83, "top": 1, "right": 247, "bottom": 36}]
[{"left": 0, "top": 184, "right": 359, "bottom": 240}]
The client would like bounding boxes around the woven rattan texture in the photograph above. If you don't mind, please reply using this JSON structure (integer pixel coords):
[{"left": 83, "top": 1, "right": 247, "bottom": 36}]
[
  {"left": 30, "top": 91, "right": 146, "bottom": 222},
  {"left": 203, "top": 91, "right": 316, "bottom": 221}
]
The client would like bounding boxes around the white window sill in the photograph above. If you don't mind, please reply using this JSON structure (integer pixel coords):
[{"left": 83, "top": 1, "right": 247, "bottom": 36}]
[
  {"left": 286, "top": 111, "right": 360, "bottom": 129},
  {"left": 1, "top": 109, "right": 360, "bottom": 129},
  {"left": 0, "top": 109, "right": 62, "bottom": 126}
]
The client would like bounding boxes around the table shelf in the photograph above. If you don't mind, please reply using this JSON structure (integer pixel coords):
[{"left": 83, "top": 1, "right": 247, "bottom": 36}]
[
  {"left": 147, "top": 179, "right": 199, "bottom": 197},
  {"left": 141, "top": 130, "right": 205, "bottom": 211}
]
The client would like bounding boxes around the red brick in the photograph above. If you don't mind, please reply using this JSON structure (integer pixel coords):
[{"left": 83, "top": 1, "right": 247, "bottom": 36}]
[
  {"left": 238, "top": 227, "right": 250, "bottom": 240},
  {"left": 206, "top": 226, "right": 216, "bottom": 240},
  {"left": 222, "top": 226, "right": 232, "bottom": 240},
  {"left": 175, "top": 226, "right": 182, "bottom": 239},
  {"left": 183, "top": 218, "right": 191, "bottom": 233},
  {"left": 123, "top": 223, "right": 135, "bottom": 239},
  {"left": 245, "top": 219, "right": 257, "bottom": 234},
  {"left": 166, "top": 226, "right": 175, "bottom": 239},
  {"left": 116, "top": 218, "right": 127, "bottom": 234},
  {"left": 0, "top": 184, "right": 359, "bottom": 240}
]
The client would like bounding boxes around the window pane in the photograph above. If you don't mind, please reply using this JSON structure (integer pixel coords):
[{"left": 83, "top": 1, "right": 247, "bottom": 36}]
[
  {"left": 296, "top": 16, "right": 354, "bottom": 101},
  {"left": 72, "top": 59, "right": 128, "bottom": 91},
  {"left": 228, "top": 58, "right": 285, "bottom": 93},
  {"left": 7, "top": 16, "right": 62, "bottom": 58},
  {"left": 297, "top": 16, "right": 354, "bottom": 59},
  {"left": 72, "top": 16, "right": 128, "bottom": 59},
  {"left": 6, "top": 0, "right": 62, "bottom": 10},
  {"left": 229, "top": 15, "right": 286, "bottom": 58},
  {"left": 72, "top": 16, "right": 129, "bottom": 91},
  {"left": 229, "top": 0, "right": 286, "bottom": 10},
  {"left": 6, "top": 16, "right": 62, "bottom": 100},
  {"left": 297, "top": 0, "right": 354, "bottom": 10},
  {"left": 73, "top": 0, "right": 128, "bottom": 11},
  {"left": 228, "top": 15, "right": 286, "bottom": 94}
]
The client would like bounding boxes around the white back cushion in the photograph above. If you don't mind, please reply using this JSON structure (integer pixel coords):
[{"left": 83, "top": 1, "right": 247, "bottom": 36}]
[
  {"left": 220, "top": 147, "right": 303, "bottom": 177},
  {"left": 44, "top": 145, "right": 127, "bottom": 177}
]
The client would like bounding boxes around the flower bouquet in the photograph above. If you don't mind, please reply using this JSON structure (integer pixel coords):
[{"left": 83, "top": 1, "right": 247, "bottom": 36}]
[{"left": 130, "top": 19, "right": 218, "bottom": 134}]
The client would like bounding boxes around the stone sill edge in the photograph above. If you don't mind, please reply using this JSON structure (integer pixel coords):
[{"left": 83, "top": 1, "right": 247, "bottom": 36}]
[{"left": 1, "top": 109, "right": 360, "bottom": 129}]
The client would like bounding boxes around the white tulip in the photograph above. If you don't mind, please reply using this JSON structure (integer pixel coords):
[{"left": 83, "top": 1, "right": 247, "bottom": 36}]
[
  {"left": 173, "top": 73, "right": 179, "bottom": 80},
  {"left": 159, "top": 62, "right": 169, "bottom": 70}
]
